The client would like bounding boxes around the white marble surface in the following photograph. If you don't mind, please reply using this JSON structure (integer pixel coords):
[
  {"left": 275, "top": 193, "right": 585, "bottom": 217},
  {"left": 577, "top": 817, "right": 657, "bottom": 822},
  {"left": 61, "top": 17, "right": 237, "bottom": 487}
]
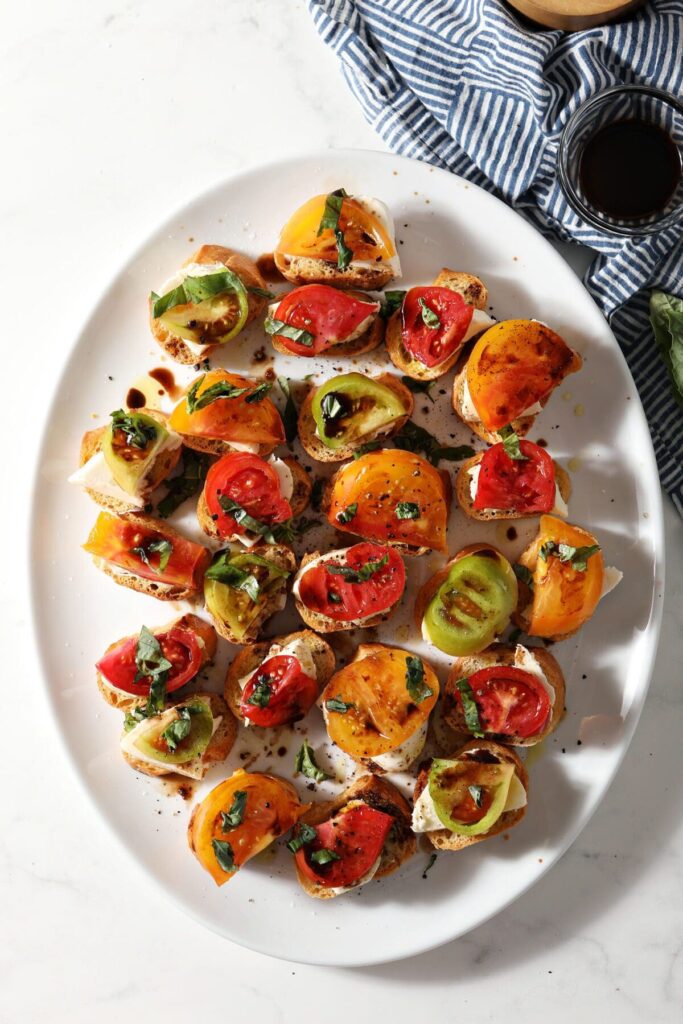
[{"left": 2, "top": 1, "right": 682, "bottom": 1020}]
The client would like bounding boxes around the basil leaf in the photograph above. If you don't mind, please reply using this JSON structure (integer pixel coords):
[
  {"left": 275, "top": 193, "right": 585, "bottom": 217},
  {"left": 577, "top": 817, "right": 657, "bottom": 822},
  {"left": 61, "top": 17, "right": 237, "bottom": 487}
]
[
  {"left": 468, "top": 784, "right": 484, "bottom": 808},
  {"left": 352, "top": 440, "right": 382, "bottom": 459},
  {"left": 650, "top": 290, "right": 683, "bottom": 407},
  {"left": 336, "top": 502, "right": 358, "bottom": 525},
  {"left": 381, "top": 290, "right": 406, "bottom": 319},
  {"left": 156, "top": 450, "right": 210, "bottom": 518},
  {"left": 245, "top": 381, "right": 273, "bottom": 404},
  {"left": 396, "top": 501, "right": 419, "bottom": 520},
  {"left": 134, "top": 626, "right": 172, "bottom": 714},
  {"left": 220, "top": 790, "right": 247, "bottom": 831},
  {"left": 264, "top": 316, "right": 314, "bottom": 348},
  {"left": 418, "top": 297, "right": 441, "bottom": 329},
  {"left": 151, "top": 270, "right": 244, "bottom": 318},
  {"left": 422, "top": 852, "right": 437, "bottom": 879},
  {"left": 405, "top": 655, "right": 433, "bottom": 704},
  {"left": 499, "top": 424, "right": 526, "bottom": 461},
  {"left": 317, "top": 188, "right": 353, "bottom": 269},
  {"left": 327, "top": 591, "right": 342, "bottom": 604},
  {"left": 310, "top": 848, "right": 341, "bottom": 866},
  {"left": 269, "top": 517, "right": 318, "bottom": 545},
  {"left": 150, "top": 285, "right": 187, "bottom": 319},
  {"left": 246, "top": 674, "right": 272, "bottom": 707},
  {"left": 132, "top": 538, "right": 173, "bottom": 573},
  {"left": 327, "top": 552, "right": 388, "bottom": 584},
  {"left": 455, "top": 677, "right": 484, "bottom": 737},
  {"left": 513, "top": 563, "right": 534, "bottom": 589},
  {"left": 212, "top": 839, "right": 235, "bottom": 874},
  {"left": 393, "top": 420, "right": 474, "bottom": 465},
  {"left": 320, "top": 392, "right": 344, "bottom": 421},
  {"left": 539, "top": 541, "right": 600, "bottom": 572},
  {"left": 186, "top": 375, "right": 250, "bottom": 413},
  {"left": 294, "top": 740, "right": 330, "bottom": 783},
  {"left": 161, "top": 707, "right": 192, "bottom": 752},
  {"left": 123, "top": 706, "right": 149, "bottom": 731},
  {"left": 325, "top": 696, "right": 354, "bottom": 714},
  {"left": 204, "top": 554, "right": 261, "bottom": 602},
  {"left": 286, "top": 822, "right": 317, "bottom": 854},
  {"left": 110, "top": 410, "right": 157, "bottom": 449},
  {"left": 218, "top": 497, "right": 275, "bottom": 540},
  {"left": 400, "top": 377, "right": 435, "bottom": 403},
  {"left": 508, "top": 626, "right": 523, "bottom": 645},
  {"left": 277, "top": 376, "right": 298, "bottom": 444},
  {"left": 248, "top": 285, "right": 276, "bottom": 299}
]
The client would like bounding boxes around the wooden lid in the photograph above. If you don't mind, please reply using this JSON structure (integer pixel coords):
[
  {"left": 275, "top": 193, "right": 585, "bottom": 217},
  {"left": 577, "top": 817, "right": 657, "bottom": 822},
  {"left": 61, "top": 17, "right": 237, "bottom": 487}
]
[{"left": 506, "top": 0, "right": 646, "bottom": 31}]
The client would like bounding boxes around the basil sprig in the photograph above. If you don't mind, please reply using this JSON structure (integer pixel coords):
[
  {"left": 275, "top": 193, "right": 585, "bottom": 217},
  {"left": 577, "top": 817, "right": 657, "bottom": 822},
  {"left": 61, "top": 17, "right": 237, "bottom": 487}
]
[
  {"left": 278, "top": 376, "right": 298, "bottom": 443},
  {"left": 499, "top": 424, "right": 526, "bottom": 461},
  {"left": 317, "top": 187, "right": 353, "bottom": 269},
  {"left": 205, "top": 554, "right": 262, "bottom": 603},
  {"left": 151, "top": 268, "right": 246, "bottom": 319},
  {"left": 220, "top": 790, "right": 247, "bottom": 831},
  {"left": 512, "top": 562, "right": 534, "bottom": 589},
  {"left": 245, "top": 675, "right": 272, "bottom": 707},
  {"left": 311, "top": 848, "right": 341, "bottom": 866},
  {"left": 325, "top": 696, "right": 355, "bottom": 714},
  {"left": 131, "top": 537, "right": 173, "bottom": 574},
  {"left": 264, "top": 316, "right": 314, "bottom": 348},
  {"left": 160, "top": 707, "right": 193, "bottom": 752},
  {"left": 400, "top": 377, "right": 435, "bottom": 403},
  {"left": 110, "top": 410, "right": 158, "bottom": 449},
  {"left": 539, "top": 541, "right": 600, "bottom": 572},
  {"left": 245, "top": 381, "right": 273, "bottom": 404},
  {"left": 455, "top": 677, "right": 484, "bottom": 737},
  {"left": 336, "top": 503, "right": 358, "bottom": 525},
  {"left": 287, "top": 823, "right": 317, "bottom": 854},
  {"left": 394, "top": 420, "right": 474, "bottom": 466},
  {"left": 320, "top": 392, "right": 345, "bottom": 421},
  {"left": 294, "top": 740, "right": 330, "bottom": 783},
  {"left": 381, "top": 290, "right": 406, "bottom": 320},
  {"left": 212, "top": 839, "right": 236, "bottom": 874},
  {"left": 156, "top": 450, "right": 210, "bottom": 518},
  {"left": 418, "top": 297, "right": 441, "bottom": 330},
  {"left": 352, "top": 439, "right": 382, "bottom": 459},
  {"left": 396, "top": 501, "right": 419, "bottom": 520},
  {"left": 185, "top": 375, "right": 263, "bottom": 413},
  {"left": 405, "top": 655, "right": 433, "bottom": 704},
  {"left": 327, "top": 552, "right": 388, "bottom": 584},
  {"left": 217, "top": 497, "right": 307, "bottom": 545},
  {"left": 135, "top": 626, "right": 173, "bottom": 714}
]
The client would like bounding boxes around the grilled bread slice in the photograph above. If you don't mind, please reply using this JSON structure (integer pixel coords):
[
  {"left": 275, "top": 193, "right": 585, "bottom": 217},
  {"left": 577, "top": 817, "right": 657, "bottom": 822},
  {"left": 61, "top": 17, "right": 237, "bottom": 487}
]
[
  {"left": 273, "top": 253, "right": 395, "bottom": 292},
  {"left": 292, "top": 550, "right": 403, "bottom": 633},
  {"left": 204, "top": 543, "right": 297, "bottom": 644},
  {"left": 269, "top": 289, "right": 385, "bottom": 359},
  {"left": 456, "top": 452, "right": 571, "bottom": 521}
]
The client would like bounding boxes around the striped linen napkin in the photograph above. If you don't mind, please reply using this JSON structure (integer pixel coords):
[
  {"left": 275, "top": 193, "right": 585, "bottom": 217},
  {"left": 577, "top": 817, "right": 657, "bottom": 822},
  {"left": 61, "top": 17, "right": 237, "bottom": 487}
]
[{"left": 309, "top": 0, "right": 683, "bottom": 515}]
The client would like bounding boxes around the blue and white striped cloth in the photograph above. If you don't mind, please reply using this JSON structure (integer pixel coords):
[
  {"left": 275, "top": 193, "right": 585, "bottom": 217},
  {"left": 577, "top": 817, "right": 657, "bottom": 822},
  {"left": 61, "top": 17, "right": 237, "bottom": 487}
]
[{"left": 309, "top": 0, "right": 683, "bottom": 515}]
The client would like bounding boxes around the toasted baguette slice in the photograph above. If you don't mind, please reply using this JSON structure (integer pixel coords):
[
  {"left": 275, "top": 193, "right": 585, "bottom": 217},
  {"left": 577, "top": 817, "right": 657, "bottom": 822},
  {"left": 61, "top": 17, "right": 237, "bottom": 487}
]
[
  {"left": 205, "top": 543, "right": 297, "bottom": 644},
  {"left": 386, "top": 269, "right": 489, "bottom": 381},
  {"left": 120, "top": 692, "right": 237, "bottom": 779},
  {"left": 292, "top": 550, "right": 403, "bottom": 633},
  {"left": 75, "top": 409, "right": 182, "bottom": 515},
  {"left": 456, "top": 452, "right": 571, "bottom": 521},
  {"left": 91, "top": 513, "right": 210, "bottom": 602},
  {"left": 177, "top": 434, "right": 276, "bottom": 459},
  {"left": 293, "top": 775, "right": 416, "bottom": 899},
  {"left": 223, "top": 629, "right": 335, "bottom": 722},
  {"left": 196, "top": 457, "right": 311, "bottom": 542},
  {"left": 97, "top": 613, "right": 218, "bottom": 711},
  {"left": 415, "top": 740, "right": 528, "bottom": 851},
  {"left": 150, "top": 245, "right": 267, "bottom": 365},
  {"left": 273, "top": 252, "right": 395, "bottom": 291},
  {"left": 269, "top": 290, "right": 385, "bottom": 359},
  {"left": 442, "top": 643, "right": 565, "bottom": 745},
  {"left": 297, "top": 373, "right": 414, "bottom": 463},
  {"left": 452, "top": 367, "right": 537, "bottom": 444}
]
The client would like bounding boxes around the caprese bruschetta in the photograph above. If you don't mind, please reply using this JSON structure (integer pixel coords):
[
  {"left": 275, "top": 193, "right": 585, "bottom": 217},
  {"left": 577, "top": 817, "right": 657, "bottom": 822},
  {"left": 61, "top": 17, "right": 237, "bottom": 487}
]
[
  {"left": 203, "top": 544, "right": 296, "bottom": 643},
  {"left": 320, "top": 643, "right": 439, "bottom": 773},
  {"left": 385, "top": 268, "right": 495, "bottom": 381},
  {"left": 223, "top": 629, "right": 335, "bottom": 727},
  {"left": 412, "top": 740, "right": 528, "bottom": 850},
  {"left": 273, "top": 189, "right": 400, "bottom": 290},
  {"left": 150, "top": 244, "right": 268, "bottom": 365},
  {"left": 265, "top": 284, "right": 384, "bottom": 358},
  {"left": 297, "top": 371, "right": 413, "bottom": 462},
  {"left": 290, "top": 774, "right": 416, "bottom": 899},
  {"left": 415, "top": 544, "right": 518, "bottom": 656},
  {"left": 513, "top": 515, "right": 622, "bottom": 641},
  {"left": 452, "top": 319, "right": 582, "bottom": 443},
  {"left": 323, "top": 448, "right": 451, "bottom": 555},
  {"left": 456, "top": 436, "right": 571, "bottom": 520}
]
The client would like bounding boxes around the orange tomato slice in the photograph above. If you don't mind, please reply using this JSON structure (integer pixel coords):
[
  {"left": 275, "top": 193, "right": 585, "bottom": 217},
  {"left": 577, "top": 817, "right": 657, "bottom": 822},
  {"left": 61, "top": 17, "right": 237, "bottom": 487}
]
[
  {"left": 169, "top": 370, "right": 285, "bottom": 446},
  {"left": 187, "top": 770, "right": 305, "bottom": 886},
  {"left": 322, "top": 644, "right": 439, "bottom": 760},
  {"left": 275, "top": 193, "right": 396, "bottom": 264},
  {"left": 466, "top": 320, "right": 582, "bottom": 431},
  {"left": 327, "top": 449, "right": 449, "bottom": 553},
  {"left": 519, "top": 515, "right": 604, "bottom": 637}
]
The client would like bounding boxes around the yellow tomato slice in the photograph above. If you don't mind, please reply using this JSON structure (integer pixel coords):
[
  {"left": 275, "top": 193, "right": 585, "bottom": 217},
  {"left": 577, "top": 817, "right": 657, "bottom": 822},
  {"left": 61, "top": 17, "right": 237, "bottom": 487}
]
[
  {"left": 169, "top": 369, "right": 285, "bottom": 446},
  {"left": 466, "top": 320, "right": 582, "bottom": 431},
  {"left": 520, "top": 515, "right": 604, "bottom": 637},
  {"left": 322, "top": 645, "right": 439, "bottom": 759},
  {"left": 188, "top": 770, "right": 305, "bottom": 886},
  {"left": 275, "top": 194, "right": 396, "bottom": 264},
  {"left": 327, "top": 449, "right": 449, "bottom": 553}
]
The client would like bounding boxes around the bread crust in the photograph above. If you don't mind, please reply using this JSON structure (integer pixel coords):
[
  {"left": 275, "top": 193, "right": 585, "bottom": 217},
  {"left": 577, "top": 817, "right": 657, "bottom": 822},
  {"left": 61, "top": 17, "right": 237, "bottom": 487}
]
[
  {"left": 292, "top": 550, "right": 403, "bottom": 633},
  {"left": 297, "top": 372, "right": 414, "bottom": 463},
  {"left": 205, "top": 543, "right": 297, "bottom": 644},
  {"left": 120, "top": 692, "right": 237, "bottom": 778},
  {"left": 293, "top": 774, "right": 416, "bottom": 899},
  {"left": 150, "top": 245, "right": 267, "bottom": 365},
  {"left": 455, "top": 452, "right": 572, "bottom": 521},
  {"left": 97, "top": 612, "right": 218, "bottom": 711},
  {"left": 386, "top": 269, "right": 488, "bottom": 381},
  {"left": 442, "top": 643, "right": 566, "bottom": 745},
  {"left": 223, "top": 628, "right": 335, "bottom": 722},
  {"left": 196, "top": 457, "right": 311, "bottom": 542},
  {"left": 414, "top": 740, "right": 528, "bottom": 851},
  {"left": 77, "top": 409, "right": 182, "bottom": 515},
  {"left": 273, "top": 252, "right": 395, "bottom": 291}
]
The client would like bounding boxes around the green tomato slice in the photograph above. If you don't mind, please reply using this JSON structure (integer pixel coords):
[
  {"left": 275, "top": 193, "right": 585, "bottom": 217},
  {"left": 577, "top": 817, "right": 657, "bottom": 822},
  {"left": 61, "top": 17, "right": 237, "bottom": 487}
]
[
  {"left": 422, "top": 551, "right": 517, "bottom": 656},
  {"left": 204, "top": 552, "right": 290, "bottom": 642},
  {"left": 428, "top": 757, "right": 514, "bottom": 836},
  {"left": 155, "top": 270, "right": 249, "bottom": 345},
  {"left": 311, "top": 372, "right": 408, "bottom": 449},
  {"left": 101, "top": 412, "right": 169, "bottom": 495},
  {"left": 132, "top": 699, "right": 214, "bottom": 765}
]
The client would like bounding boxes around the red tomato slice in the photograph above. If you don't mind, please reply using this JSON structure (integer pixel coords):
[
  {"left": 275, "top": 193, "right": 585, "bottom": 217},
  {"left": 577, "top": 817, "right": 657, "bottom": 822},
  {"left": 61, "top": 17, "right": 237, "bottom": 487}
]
[
  {"left": 272, "top": 285, "right": 380, "bottom": 355},
  {"left": 241, "top": 654, "right": 318, "bottom": 727},
  {"left": 83, "top": 512, "right": 209, "bottom": 588},
  {"left": 472, "top": 441, "right": 556, "bottom": 513},
  {"left": 204, "top": 453, "right": 292, "bottom": 539},
  {"left": 297, "top": 543, "right": 406, "bottom": 621},
  {"left": 460, "top": 666, "right": 552, "bottom": 739},
  {"left": 97, "top": 627, "right": 202, "bottom": 696},
  {"left": 401, "top": 286, "right": 473, "bottom": 368},
  {"left": 295, "top": 803, "right": 393, "bottom": 888}
]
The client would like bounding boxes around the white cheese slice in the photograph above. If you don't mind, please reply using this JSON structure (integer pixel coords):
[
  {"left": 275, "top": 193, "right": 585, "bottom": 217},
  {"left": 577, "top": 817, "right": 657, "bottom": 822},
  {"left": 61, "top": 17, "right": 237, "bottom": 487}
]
[
  {"left": 119, "top": 705, "right": 221, "bottom": 780},
  {"left": 513, "top": 645, "right": 555, "bottom": 706},
  {"left": 69, "top": 431, "right": 182, "bottom": 505},
  {"left": 371, "top": 720, "right": 428, "bottom": 772},
  {"left": 461, "top": 307, "right": 496, "bottom": 343},
  {"left": 238, "top": 636, "right": 318, "bottom": 695},
  {"left": 600, "top": 566, "right": 623, "bottom": 600},
  {"left": 329, "top": 855, "right": 382, "bottom": 896},
  {"left": 411, "top": 770, "right": 527, "bottom": 833}
]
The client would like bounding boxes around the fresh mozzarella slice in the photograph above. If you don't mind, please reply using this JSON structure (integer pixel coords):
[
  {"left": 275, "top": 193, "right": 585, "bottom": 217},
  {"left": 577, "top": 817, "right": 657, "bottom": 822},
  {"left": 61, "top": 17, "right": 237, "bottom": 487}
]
[
  {"left": 238, "top": 637, "right": 319, "bottom": 693},
  {"left": 69, "top": 452, "right": 146, "bottom": 508},
  {"left": 371, "top": 720, "right": 428, "bottom": 772},
  {"left": 513, "top": 645, "right": 556, "bottom": 706},
  {"left": 329, "top": 855, "right": 382, "bottom": 896},
  {"left": 411, "top": 770, "right": 527, "bottom": 832},
  {"left": 600, "top": 566, "right": 623, "bottom": 600},
  {"left": 460, "top": 377, "right": 542, "bottom": 423}
]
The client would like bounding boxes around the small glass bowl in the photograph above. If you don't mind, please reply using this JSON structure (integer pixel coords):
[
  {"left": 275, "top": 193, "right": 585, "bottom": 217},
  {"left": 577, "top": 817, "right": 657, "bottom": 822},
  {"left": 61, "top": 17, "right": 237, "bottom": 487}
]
[{"left": 557, "top": 85, "right": 683, "bottom": 237}]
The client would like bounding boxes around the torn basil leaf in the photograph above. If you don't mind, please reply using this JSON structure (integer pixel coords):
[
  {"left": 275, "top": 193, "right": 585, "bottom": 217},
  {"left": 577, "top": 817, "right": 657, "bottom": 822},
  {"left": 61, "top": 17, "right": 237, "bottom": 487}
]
[
  {"left": 286, "top": 822, "right": 317, "bottom": 854},
  {"left": 455, "top": 677, "right": 484, "bottom": 737},
  {"left": 204, "top": 554, "right": 261, "bottom": 603},
  {"left": 381, "top": 290, "right": 406, "bottom": 319},
  {"left": 418, "top": 297, "right": 441, "bottom": 329},
  {"left": 161, "top": 707, "right": 192, "bottom": 752},
  {"left": 499, "top": 424, "right": 526, "bottom": 461},
  {"left": 246, "top": 675, "right": 272, "bottom": 708},
  {"left": 539, "top": 541, "right": 600, "bottom": 572},
  {"left": 110, "top": 410, "right": 158, "bottom": 449},
  {"left": 512, "top": 563, "right": 534, "bottom": 589},
  {"left": 327, "top": 552, "right": 388, "bottom": 583},
  {"left": 405, "top": 655, "right": 433, "bottom": 704},
  {"left": 186, "top": 375, "right": 250, "bottom": 413},
  {"left": 264, "top": 316, "right": 314, "bottom": 348},
  {"left": 317, "top": 188, "right": 353, "bottom": 269},
  {"left": 156, "top": 450, "right": 210, "bottom": 518},
  {"left": 325, "top": 696, "right": 354, "bottom": 714},
  {"left": 212, "top": 838, "right": 235, "bottom": 873},
  {"left": 393, "top": 420, "right": 474, "bottom": 465},
  {"left": 220, "top": 790, "right": 247, "bottom": 831},
  {"left": 396, "top": 501, "right": 419, "bottom": 520},
  {"left": 294, "top": 740, "right": 330, "bottom": 783},
  {"left": 336, "top": 502, "right": 358, "bottom": 525},
  {"left": 310, "top": 848, "right": 341, "bottom": 866}
]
